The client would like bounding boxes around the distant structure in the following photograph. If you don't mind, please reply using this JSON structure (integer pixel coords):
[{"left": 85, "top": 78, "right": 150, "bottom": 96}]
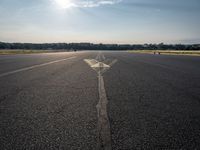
[{"left": 0, "top": 42, "right": 199, "bottom": 51}]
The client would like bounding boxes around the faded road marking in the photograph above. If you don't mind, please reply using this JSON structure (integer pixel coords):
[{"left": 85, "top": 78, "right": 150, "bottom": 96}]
[
  {"left": 84, "top": 59, "right": 99, "bottom": 67},
  {"left": 96, "top": 71, "right": 111, "bottom": 150},
  {"left": 0, "top": 56, "right": 76, "bottom": 78},
  {"left": 84, "top": 53, "right": 117, "bottom": 150}
]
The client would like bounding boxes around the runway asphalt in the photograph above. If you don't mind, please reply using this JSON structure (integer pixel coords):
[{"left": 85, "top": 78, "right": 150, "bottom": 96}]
[{"left": 0, "top": 51, "right": 200, "bottom": 149}]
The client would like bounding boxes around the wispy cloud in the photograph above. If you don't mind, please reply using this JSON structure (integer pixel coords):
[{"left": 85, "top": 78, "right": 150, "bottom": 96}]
[{"left": 53, "top": 0, "right": 122, "bottom": 8}]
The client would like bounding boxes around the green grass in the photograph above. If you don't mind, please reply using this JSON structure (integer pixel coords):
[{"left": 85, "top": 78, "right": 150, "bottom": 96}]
[
  {"left": 0, "top": 50, "right": 60, "bottom": 55},
  {"left": 128, "top": 50, "right": 200, "bottom": 56}
]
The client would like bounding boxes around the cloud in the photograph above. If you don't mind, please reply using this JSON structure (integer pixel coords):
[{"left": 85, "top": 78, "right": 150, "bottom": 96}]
[{"left": 53, "top": 0, "right": 122, "bottom": 8}]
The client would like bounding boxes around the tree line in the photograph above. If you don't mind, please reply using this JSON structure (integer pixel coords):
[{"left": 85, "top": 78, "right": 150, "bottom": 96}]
[{"left": 0, "top": 42, "right": 199, "bottom": 51}]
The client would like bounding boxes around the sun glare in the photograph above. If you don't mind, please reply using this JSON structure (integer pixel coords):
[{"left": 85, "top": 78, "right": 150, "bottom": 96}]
[{"left": 54, "top": 0, "right": 75, "bottom": 9}]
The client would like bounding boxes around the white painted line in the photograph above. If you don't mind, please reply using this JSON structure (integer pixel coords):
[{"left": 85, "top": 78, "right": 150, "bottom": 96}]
[
  {"left": 101, "top": 59, "right": 117, "bottom": 74},
  {"left": 109, "top": 59, "right": 118, "bottom": 67},
  {"left": 96, "top": 71, "right": 112, "bottom": 150},
  {"left": 0, "top": 56, "right": 76, "bottom": 78},
  {"left": 91, "top": 62, "right": 110, "bottom": 68},
  {"left": 84, "top": 59, "right": 99, "bottom": 67},
  {"left": 84, "top": 52, "right": 117, "bottom": 150},
  {"left": 102, "top": 54, "right": 106, "bottom": 60},
  {"left": 95, "top": 52, "right": 100, "bottom": 60}
]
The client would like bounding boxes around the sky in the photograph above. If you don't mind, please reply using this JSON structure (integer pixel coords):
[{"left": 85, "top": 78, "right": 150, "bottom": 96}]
[{"left": 0, "top": 0, "right": 200, "bottom": 44}]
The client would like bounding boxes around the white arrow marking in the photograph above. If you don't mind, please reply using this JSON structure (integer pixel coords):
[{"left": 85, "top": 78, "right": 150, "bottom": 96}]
[
  {"left": 91, "top": 62, "right": 110, "bottom": 68},
  {"left": 84, "top": 59, "right": 99, "bottom": 67},
  {"left": 84, "top": 54, "right": 117, "bottom": 150}
]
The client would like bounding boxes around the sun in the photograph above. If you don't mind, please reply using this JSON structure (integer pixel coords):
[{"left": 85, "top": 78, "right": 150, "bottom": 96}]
[{"left": 54, "top": 0, "right": 75, "bottom": 9}]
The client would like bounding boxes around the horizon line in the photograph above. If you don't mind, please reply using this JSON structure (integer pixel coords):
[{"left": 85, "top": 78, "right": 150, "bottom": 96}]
[{"left": 0, "top": 41, "right": 199, "bottom": 45}]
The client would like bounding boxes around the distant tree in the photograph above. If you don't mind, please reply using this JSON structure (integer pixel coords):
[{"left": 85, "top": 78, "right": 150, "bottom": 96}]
[{"left": 0, "top": 42, "right": 199, "bottom": 51}]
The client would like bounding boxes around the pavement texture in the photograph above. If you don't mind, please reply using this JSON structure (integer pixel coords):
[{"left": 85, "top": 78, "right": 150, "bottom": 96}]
[{"left": 0, "top": 51, "right": 200, "bottom": 149}]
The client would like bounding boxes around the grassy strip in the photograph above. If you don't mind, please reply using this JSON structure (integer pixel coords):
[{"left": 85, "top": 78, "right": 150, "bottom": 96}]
[
  {"left": 0, "top": 50, "right": 63, "bottom": 55},
  {"left": 128, "top": 50, "right": 200, "bottom": 56}
]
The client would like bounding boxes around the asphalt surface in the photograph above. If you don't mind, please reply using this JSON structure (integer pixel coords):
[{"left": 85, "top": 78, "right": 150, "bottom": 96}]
[{"left": 0, "top": 51, "right": 200, "bottom": 149}]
